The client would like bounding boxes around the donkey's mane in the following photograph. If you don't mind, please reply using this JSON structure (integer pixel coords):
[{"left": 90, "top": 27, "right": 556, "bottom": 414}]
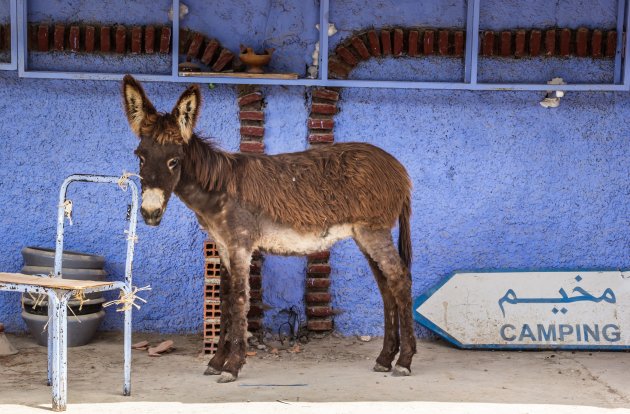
[{"left": 183, "top": 135, "right": 411, "bottom": 232}]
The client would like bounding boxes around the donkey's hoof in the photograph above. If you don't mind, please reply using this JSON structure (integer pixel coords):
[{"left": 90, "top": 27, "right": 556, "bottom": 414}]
[
  {"left": 217, "top": 372, "right": 237, "bottom": 383},
  {"left": 373, "top": 363, "right": 391, "bottom": 372},
  {"left": 392, "top": 365, "right": 411, "bottom": 377},
  {"left": 204, "top": 366, "right": 221, "bottom": 375}
]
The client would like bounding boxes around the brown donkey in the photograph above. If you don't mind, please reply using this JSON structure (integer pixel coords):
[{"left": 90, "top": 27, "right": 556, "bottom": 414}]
[{"left": 121, "top": 75, "right": 416, "bottom": 382}]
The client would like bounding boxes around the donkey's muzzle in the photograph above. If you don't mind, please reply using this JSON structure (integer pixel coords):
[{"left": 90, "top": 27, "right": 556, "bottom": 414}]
[{"left": 141, "top": 207, "right": 163, "bottom": 226}]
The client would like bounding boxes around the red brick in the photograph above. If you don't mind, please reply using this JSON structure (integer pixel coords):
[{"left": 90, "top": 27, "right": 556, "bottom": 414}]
[
  {"left": 380, "top": 30, "right": 392, "bottom": 55},
  {"left": 159, "top": 26, "right": 171, "bottom": 53},
  {"left": 201, "top": 39, "right": 219, "bottom": 65},
  {"left": 211, "top": 48, "right": 233, "bottom": 71},
  {"left": 454, "top": 31, "right": 464, "bottom": 56},
  {"left": 144, "top": 25, "right": 155, "bottom": 54},
  {"left": 514, "top": 30, "right": 525, "bottom": 57},
  {"left": 0, "top": 25, "right": 4, "bottom": 51},
  {"left": 68, "top": 26, "right": 80, "bottom": 52},
  {"left": 308, "top": 264, "right": 332, "bottom": 274},
  {"left": 591, "top": 30, "right": 603, "bottom": 58},
  {"left": 249, "top": 274, "right": 262, "bottom": 289},
  {"left": 238, "top": 91, "right": 263, "bottom": 106},
  {"left": 367, "top": 29, "right": 380, "bottom": 56},
  {"left": 420, "top": 30, "right": 434, "bottom": 56},
  {"left": 308, "top": 133, "right": 334, "bottom": 144},
  {"left": 575, "top": 28, "right": 588, "bottom": 57},
  {"left": 131, "top": 26, "right": 142, "bottom": 54},
  {"left": 438, "top": 30, "right": 449, "bottom": 55},
  {"left": 307, "top": 251, "right": 330, "bottom": 261},
  {"left": 351, "top": 35, "right": 370, "bottom": 59},
  {"left": 240, "top": 141, "right": 264, "bottom": 153},
  {"left": 305, "top": 292, "right": 332, "bottom": 303},
  {"left": 500, "top": 31, "right": 511, "bottom": 56},
  {"left": 407, "top": 30, "right": 418, "bottom": 57},
  {"left": 179, "top": 28, "right": 191, "bottom": 52},
  {"left": 249, "top": 290, "right": 263, "bottom": 301},
  {"left": 29, "top": 24, "right": 38, "bottom": 50},
  {"left": 307, "top": 318, "right": 332, "bottom": 331},
  {"left": 336, "top": 45, "right": 358, "bottom": 66},
  {"left": 100, "top": 26, "right": 111, "bottom": 53},
  {"left": 53, "top": 24, "right": 64, "bottom": 51},
  {"left": 545, "top": 29, "right": 556, "bottom": 56},
  {"left": 240, "top": 125, "right": 264, "bottom": 137},
  {"left": 311, "top": 103, "right": 337, "bottom": 115},
  {"left": 393, "top": 28, "right": 403, "bottom": 56},
  {"left": 606, "top": 30, "right": 617, "bottom": 58},
  {"left": 307, "top": 118, "right": 334, "bottom": 130},
  {"left": 84, "top": 26, "right": 95, "bottom": 53},
  {"left": 37, "top": 24, "right": 49, "bottom": 52},
  {"left": 248, "top": 319, "right": 263, "bottom": 331},
  {"left": 306, "top": 306, "right": 334, "bottom": 317},
  {"left": 187, "top": 32, "right": 204, "bottom": 58},
  {"left": 115, "top": 25, "right": 126, "bottom": 54},
  {"left": 239, "top": 111, "right": 264, "bottom": 121},
  {"left": 312, "top": 89, "right": 340, "bottom": 101},
  {"left": 306, "top": 278, "right": 331, "bottom": 289},
  {"left": 559, "top": 28, "right": 571, "bottom": 57},
  {"left": 482, "top": 31, "right": 494, "bottom": 56},
  {"left": 328, "top": 57, "right": 351, "bottom": 79},
  {"left": 529, "top": 30, "right": 541, "bottom": 56},
  {"left": 247, "top": 304, "right": 264, "bottom": 318}
]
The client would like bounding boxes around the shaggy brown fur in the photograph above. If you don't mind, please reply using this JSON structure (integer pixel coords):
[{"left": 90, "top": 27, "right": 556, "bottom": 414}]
[
  {"left": 185, "top": 135, "right": 411, "bottom": 246},
  {"left": 121, "top": 75, "right": 416, "bottom": 383}
]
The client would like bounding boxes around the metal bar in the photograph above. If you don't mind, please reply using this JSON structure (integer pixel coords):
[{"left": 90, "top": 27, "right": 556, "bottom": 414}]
[
  {"left": 171, "top": 0, "right": 179, "bottom": 79},
  {"left": 12, "top": 69, "right": 630, "bottom": 91},
  {"left": 469, "top": 0, "right": 481, "bottom": 84},
  {"left": 16, "top": 0, "right": 26, "bottom": 76},
  {"left": 623, "top": 0, "right": 630, "bottom": 85},
  {"left": 50, "top": 290, "right": 70, "bottom": 412},
  {"left": 318, "top": 0, "right": 330, "bottom": 81},
  {"left": 614, "top": 0, "right": 627, "bottom": 83},
  {"left": 464, "top": 0, "right": 475, "bottom": 82},
  {"left": 20, "top": 71, "right": 174, "bottom": 82}
]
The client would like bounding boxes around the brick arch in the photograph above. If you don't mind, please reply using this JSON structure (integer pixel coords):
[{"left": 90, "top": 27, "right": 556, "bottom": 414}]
[{"left": 327, "top": 26, "right": 619, "bottom": 79}]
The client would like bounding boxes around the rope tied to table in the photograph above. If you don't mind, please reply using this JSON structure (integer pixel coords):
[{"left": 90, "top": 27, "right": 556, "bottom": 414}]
[
  {"left": 117, "top": 171, "right": 142, "bottom": 192},
  {"left": 62, "top": 199, "right": 73, "bottom": 225},
  {"left": 103, "top": 285, "right": 152, "bottom": 312}
]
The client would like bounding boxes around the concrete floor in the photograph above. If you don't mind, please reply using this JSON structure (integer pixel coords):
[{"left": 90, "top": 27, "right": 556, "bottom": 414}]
[{"left": 1, "top": 332, "right": 629, "bottom": 413}]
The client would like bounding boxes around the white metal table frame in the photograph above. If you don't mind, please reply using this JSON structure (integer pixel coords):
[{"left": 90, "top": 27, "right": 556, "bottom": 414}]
[{"left": 0, "top": 174, "right": 139, "bottom": 411}]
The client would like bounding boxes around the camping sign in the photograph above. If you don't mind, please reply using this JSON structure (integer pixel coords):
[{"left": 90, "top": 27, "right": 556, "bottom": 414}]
[{"left": 413, "top": 271, "right": 630, "bottom": 350}]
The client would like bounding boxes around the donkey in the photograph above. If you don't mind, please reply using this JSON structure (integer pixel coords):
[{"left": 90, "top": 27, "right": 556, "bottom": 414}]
[{"left": 121, "top": 75, "right": 416, "bottom": 382}]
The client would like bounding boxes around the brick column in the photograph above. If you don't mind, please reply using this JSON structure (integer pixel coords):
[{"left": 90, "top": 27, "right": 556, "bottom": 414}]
[
  {"left": 202, "top": 241, "right": 221, "bottom": 354},
  {"left": 237, "top": 85, "right": 265, "bottom": 334},
  {"left": 305, "top": 87, "right": 340, "bottom": 332}
]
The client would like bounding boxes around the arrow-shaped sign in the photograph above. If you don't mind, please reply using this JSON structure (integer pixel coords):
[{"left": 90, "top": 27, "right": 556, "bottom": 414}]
[{"left": 413, "top": 270, "right": 630, "bottom": 350}]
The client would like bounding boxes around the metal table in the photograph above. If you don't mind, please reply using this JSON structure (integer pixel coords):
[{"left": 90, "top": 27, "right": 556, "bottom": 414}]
[{"left": 0, "top": 174, "right": 139, "bottom": 411}]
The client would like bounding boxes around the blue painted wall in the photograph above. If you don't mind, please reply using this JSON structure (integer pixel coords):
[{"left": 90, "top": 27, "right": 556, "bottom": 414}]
[{"left": 0, "top": 0, "right": 628, "bottom": 338}]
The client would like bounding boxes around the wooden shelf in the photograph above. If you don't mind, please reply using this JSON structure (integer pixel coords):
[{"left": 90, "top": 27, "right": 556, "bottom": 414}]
[{"left": 179, "top": 71, "right": 299, "bottom": 80}]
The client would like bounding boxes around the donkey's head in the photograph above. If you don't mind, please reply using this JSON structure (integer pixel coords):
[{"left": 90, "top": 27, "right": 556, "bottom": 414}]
[{"left": 122, "top": 75, "right": 201, "bottom": 226}]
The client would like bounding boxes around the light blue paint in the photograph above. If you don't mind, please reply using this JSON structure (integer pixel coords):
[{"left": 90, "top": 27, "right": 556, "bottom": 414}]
[
  {"left": 28, "top": 0, "right": 171, "bottom": 25},
  {"left": 0, "top": 0, "right": 629, "bottom": 340}
]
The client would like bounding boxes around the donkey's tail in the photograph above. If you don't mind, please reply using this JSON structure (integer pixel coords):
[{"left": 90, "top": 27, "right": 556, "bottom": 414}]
[{"left": 398, "top": 193, "right": 412, "bottom": 270}]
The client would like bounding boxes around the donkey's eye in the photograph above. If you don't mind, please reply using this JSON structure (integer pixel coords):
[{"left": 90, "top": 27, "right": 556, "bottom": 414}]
[
  {"left": 168, "top": 158, "right": 180, "bottom": 169},
  {"left": 138, "top": 156, "right": 145, "bottom": 167}
]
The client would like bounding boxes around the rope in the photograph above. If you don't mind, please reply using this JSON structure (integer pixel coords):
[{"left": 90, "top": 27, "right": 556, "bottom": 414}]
[
  {"left": 103, "top": 285, "right": 152, "bottom": 312},
  {"left": 62, "top": 199, "right": 73, "bottom": 225},
  {"left": 124, "top": 230, "right": 139, "bottom": 244},
  {"left": 118, "top": 171, "right": 142, "bottom": 191}
]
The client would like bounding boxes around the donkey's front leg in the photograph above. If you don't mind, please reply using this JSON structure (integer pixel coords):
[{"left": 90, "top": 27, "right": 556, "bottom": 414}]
[{"left": 217, "top": 247, "right": 253, "bottom": 383}]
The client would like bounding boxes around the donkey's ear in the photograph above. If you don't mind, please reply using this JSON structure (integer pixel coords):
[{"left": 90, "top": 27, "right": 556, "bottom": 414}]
[
  {"left": 172, "top": 84, "right": 201, "bottom": 143},
  {"left": 122, "top": 74, "right": 156, "bottom": 137}
]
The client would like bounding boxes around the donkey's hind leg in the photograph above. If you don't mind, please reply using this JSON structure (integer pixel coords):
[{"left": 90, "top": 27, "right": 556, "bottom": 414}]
[
  {"left": 205, "top": 265, "right": 231, "bottom": 375},
  {"left": 358, "top": 248, "right": 400, "bottom": 372},
  {"left": 354, "top": 226, "right": 416, "bottom": 376}
]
